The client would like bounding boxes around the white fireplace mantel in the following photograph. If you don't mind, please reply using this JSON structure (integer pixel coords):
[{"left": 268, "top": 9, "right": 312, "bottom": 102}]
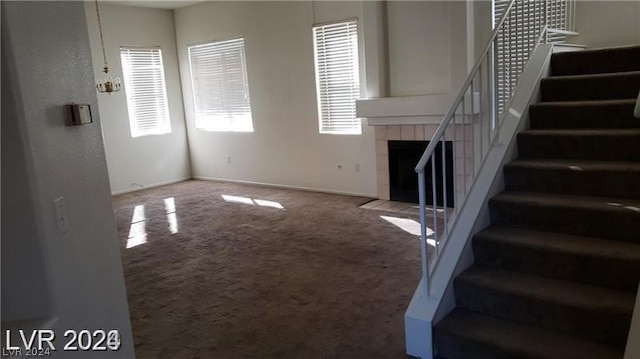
[
  {"left": 356, "top": 93, "right": 454, "bottom": 126},
  {"left": 356, "top": 92, "right": 481, "bottom": 126}
]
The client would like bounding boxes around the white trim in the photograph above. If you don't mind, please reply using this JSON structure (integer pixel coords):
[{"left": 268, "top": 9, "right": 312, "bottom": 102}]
[
  {"left": 194, "top": 176, "right": 376, "bottom": 198},
  {"left": 624, "top": 282, "right": 640, "bottom": 359},
  {"left": 366, "top": 116, "right": 445, "bottom": 126},
  {"left": 111, "top": 177, "right": 192, "bottom": 196}
]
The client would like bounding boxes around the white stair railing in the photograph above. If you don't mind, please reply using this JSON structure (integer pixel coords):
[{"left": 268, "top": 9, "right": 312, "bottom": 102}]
[{"left": 414, "top": 0, "right": 576, "bottom": 296}]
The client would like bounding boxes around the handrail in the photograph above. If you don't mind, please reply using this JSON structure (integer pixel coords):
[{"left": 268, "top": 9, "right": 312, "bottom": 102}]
[
  {"left": 412, "top": 0, "right": 575, "bottom": 296},
  {"left": 415, "top": 0, "right": 517, "bottom": 173}
]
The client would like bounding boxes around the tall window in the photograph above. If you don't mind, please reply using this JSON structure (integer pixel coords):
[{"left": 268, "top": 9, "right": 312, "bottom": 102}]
[
  {"left": 313, "top": 19, "right": 361, "bottom": 135},
  {"left": 120, "top": 47, "right": 171, "bottom": 138},
  {"left": 188, "top": 38, "right": 253, "bottom": 132}
]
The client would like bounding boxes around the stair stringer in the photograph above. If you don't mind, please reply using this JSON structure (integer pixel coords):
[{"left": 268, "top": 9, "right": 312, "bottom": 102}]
[{"left": 405, "top": 44, "right": 571, "bottom": 359}]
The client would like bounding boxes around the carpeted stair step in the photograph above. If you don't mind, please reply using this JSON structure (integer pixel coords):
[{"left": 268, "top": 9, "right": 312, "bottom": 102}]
[
  {"left": 453, "top": 266, "right": 634, "bottom": 347},
  {"left": 489, "top": 191, "right": 640, "bottom": 243},
  {"left": 517, "top": 129, "right": 640, "bottom": 162},
  {"left": 503, "top": 159, "right": 640, "bottom": 198},
  {"left": 551, "top": 45, "right": 640, "bottom": 76},
  {"left": 540, "top": 71, "right": 640, "bottom": 102},
  {"left": 473, "top": 226, "right": 640, "bottom": 292},
  {"left": 529, "top": 99, "right": 640, "bottom": 129},
  {"left": 433, "top": 309, "right": 624, "bottom": 359}
]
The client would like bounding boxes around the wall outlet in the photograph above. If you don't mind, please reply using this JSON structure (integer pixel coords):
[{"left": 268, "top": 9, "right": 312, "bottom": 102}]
[
  {"left": 226, "top": 155, "right": 231, "bottom": 164},
  {"left": 355, "top": 163, "right": 360, "bottom": 172},
  {"left": 53, "top": 196, "right": 68, "bottom": 235}
]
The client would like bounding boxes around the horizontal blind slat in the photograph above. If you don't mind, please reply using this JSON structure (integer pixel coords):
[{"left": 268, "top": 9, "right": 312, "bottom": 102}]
[
  {"left": 188, "top": 38, "right": 253, "bottom": 132},
  {"left": 120, "top": 47, "right": 171, "bottom": 138},
  {"left": 313, "top": 20, "right": 361, "bottom": 135}
]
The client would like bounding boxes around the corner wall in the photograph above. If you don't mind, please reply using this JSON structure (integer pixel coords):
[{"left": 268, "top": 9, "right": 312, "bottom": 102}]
[
  {"left": 1, "top": 2, "right": 135, "bottom": 356},
  {"left": 573, "top": 1, "right": 640, "bottom": 48},
  {"left": 174, "top": 1, "right": 377, "bottom": 197},
  {"left": 84, "top": 3, "right": 191, "bottom": 195}
]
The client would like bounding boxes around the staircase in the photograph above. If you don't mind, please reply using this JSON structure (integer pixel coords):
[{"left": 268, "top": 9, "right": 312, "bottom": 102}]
[{"left": 433, "top": 46, "right": 640, "bottom": 359}]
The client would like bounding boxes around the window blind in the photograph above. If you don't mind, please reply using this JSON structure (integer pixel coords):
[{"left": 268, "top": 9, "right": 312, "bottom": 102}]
[
  {"left": 313, "top": 20, "right": 361, "bottom": 135},
  {"left": 120, "top": 47, "right": 171, "bottom": 138},
  {"left": 188, "top": 38, "right": 253, "bottom": 132},
  {"left": 493, "top": 0, "right": 546, "bottom": 115}
]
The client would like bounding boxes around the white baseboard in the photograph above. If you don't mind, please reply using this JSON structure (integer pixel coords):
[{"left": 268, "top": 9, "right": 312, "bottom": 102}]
[
  {"left": 193, "top": 176, "right": 376, "bottom": 199},
  {"left": 111, "top": 177, "right": 192, "bottom": 196}
]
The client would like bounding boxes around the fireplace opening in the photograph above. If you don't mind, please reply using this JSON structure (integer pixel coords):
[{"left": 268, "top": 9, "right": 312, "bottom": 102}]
[{"left": 388, "top": 140, "right": 454, "bottom": 207}]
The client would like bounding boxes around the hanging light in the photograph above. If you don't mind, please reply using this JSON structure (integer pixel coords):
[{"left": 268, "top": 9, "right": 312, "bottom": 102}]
[{"left": 94, "top": 0, "right": 121, "bottom": 94}]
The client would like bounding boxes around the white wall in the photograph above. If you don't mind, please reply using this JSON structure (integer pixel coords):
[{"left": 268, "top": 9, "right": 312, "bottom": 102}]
[
  {"left": 573, "top": 1, "right": 640, "bottom": 48},
  {"left": 1, "top": 16, "right": 54, "bottom": 322},
  {"left": 387, "top": 1, "right": 452, "bottom": 97},
  {"left": 1, "top": 1, "right": 135, "bottom": 357},
  {"left": 84, "top": 3, "right": 191, "bottom": 195},
  {"left": 174, "top": 1, "right": 377, "bottom": 197}
]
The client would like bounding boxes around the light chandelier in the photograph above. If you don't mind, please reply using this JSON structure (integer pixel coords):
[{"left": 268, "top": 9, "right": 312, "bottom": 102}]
[{"left": 94, "top": 0, "right": 121, "bottom": 94}]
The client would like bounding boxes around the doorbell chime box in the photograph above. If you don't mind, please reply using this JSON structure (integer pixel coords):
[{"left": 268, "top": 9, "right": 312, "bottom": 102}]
[{"left": 64, "top": 104, "right": 92, "bottom": 126}]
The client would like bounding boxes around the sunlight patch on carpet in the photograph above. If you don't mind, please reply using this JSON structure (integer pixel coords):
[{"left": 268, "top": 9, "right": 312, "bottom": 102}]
[
  {"left": 607, "top": 202, "right": 640, "bottom": 213},
  {"left": 222, "top": 195, "right": 285, "bottom": 210},
  {"left": 164, "top": 197, "right": 179, "bottom": 234},
  {"left": 127, "top": 204, "right": 148, "bottom": 248},
  {"left": 253, "top": 199, "right": 284, "bottom": 209},
  {"left": 381, "top": 215, "right": 436, "bottom": 247},
  {"left": 222, "top": 195, "right": 254, "bottom": 205}
]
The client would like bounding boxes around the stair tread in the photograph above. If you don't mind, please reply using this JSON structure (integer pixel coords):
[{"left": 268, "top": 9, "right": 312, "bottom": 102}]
[
  {"left": 477, "top": 226, "right": 640, "bottom": 261},
  {"left": 521, "top": 128, "right": 640, "bottom": 136},
  {"left": 457, "top": 266, "right": 635, "bottom": 314},
  {"left": 553, "top": 44, "right": 640, "bottom": 56},
  {"left": 544, "top": 69, "right": 640, "bottom": 81},
  {"left": 551, "top": 45, "right": 640, "bottom": 77},
  {"left": 530, "top": 99, "right": 637, "bottom": 107},
  {"left": 435, "top": 309, "right": 624, "bottom": 359},
  {"left": 506, "top": 158, "right": 640, "bottom": 172},
  {"left": 492, "top": 191, "right": 640, "bottom": 212}
]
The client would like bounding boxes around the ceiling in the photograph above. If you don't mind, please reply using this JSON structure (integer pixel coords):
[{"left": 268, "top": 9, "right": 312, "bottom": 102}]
[{"left": 104, "top": 0, "right": 206, "bottom": 10}]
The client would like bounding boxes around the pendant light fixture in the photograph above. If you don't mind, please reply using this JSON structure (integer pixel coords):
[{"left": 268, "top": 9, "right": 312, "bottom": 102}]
[{"left": 94, "top": 0, "right": 121, "bottom": 94}]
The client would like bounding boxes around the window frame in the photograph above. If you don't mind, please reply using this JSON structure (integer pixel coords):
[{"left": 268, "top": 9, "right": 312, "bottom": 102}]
[
  {"left": 187, "top": 37, "right": 254, "bottom": 133},
  {"left": 119, "top": 46, "right": 172, "bottom": 138},
  {"left": 312, "top": 18, "right": 362, "bottom": 135}
]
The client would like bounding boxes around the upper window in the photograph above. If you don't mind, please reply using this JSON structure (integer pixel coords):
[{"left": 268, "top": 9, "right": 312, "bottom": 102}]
[
  {"left": 120, "top": 47, "right": 171, "bottom": 138},
  {"left": 188, "top": 38, "right": 253, "bottom": 132},
  {"left": 313, "top": 19, "right": 361, "bottom": 135}
]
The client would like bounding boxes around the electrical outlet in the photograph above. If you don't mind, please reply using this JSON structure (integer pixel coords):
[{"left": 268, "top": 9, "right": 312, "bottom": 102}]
[
  {"left": 53, "top": 196, "right": 68, "bottom": 235},
  {"left": 355, "top": 163, "right": 360, "bottom": 172},
  {"left": 226, "top": 155, "right": 231, "bottom": 164}
]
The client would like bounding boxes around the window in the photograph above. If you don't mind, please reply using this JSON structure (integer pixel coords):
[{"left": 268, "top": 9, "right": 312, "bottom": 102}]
[
  {"left": 188, "top": 38, "right": 253, "bottom": 132},
  {"left": 313, "top": 19, "right": 361, "bottom": 135},
  {"left": 120, "top": 47, "right": 171, "bottom": 138}
]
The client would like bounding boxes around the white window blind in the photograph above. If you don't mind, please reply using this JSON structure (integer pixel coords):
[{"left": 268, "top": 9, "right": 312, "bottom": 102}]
[
  {"left": 120, "top": 47, "right": 171, "bottom": 138},
  {"left": 493, "top": 0, "right": 546, "bottom": 115},
  {"left": 313, "top": 20, "right": 361, "bottom": 135},
  {"left": 188, "top": 38, "right": 253, "bottom": 132}
]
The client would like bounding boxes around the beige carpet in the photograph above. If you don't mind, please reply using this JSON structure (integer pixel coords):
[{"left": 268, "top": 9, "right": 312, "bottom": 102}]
[{"left": 113, "top": 180, "right": 427, "bottom": 358}]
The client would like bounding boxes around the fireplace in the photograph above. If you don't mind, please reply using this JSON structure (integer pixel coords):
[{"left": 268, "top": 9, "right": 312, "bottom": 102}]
[{"left": 388, "top": 140, "right": 454, "bottom": 206}]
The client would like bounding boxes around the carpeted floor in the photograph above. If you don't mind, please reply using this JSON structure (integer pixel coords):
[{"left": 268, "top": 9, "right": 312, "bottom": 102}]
[{"left": 112, "top": 180, "right": 427, "bottom": 359}]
